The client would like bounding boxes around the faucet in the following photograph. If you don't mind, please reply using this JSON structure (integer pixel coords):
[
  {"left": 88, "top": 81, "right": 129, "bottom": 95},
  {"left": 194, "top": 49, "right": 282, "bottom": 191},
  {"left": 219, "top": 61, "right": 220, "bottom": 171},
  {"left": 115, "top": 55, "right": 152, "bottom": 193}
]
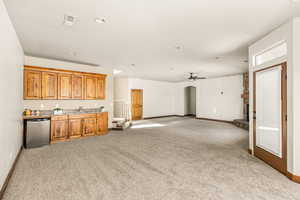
[
  {"left": 99, "top": 106, "right": 104, "bottom": 112},
  {"left": 78, "top": 106, "right": 83, "bottom": 112}
]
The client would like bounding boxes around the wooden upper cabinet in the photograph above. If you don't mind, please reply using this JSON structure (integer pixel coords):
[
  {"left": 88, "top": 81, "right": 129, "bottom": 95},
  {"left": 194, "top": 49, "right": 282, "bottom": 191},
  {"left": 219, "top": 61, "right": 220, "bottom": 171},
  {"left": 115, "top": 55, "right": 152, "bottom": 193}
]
[
  {"left": 72, "top": 74, "right": 84, "bottom": 99},
  {"left": 96, "top": 76, "right": 106, "bottom": 99},
  {"left": 58, "top": 73, "right": 72, "bottom": 99},
  {"left": 23, "top": 66, "right": 107, "bottom": 100},
  {"left": 42, "top": 72, "right": 58, "bottom": 99},
  {"left": 24, "top": 70, "right": 42, "bottom": 99},
  {"left": 85, "top": 75, "right": 97, "bottom": 100}
]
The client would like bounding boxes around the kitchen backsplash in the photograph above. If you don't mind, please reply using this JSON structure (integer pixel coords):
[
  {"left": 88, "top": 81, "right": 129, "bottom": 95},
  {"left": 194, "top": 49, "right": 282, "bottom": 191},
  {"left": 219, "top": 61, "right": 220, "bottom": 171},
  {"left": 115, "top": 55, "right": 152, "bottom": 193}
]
[{"left": 24, "top": 100, "right": 112, "bottom": 110}]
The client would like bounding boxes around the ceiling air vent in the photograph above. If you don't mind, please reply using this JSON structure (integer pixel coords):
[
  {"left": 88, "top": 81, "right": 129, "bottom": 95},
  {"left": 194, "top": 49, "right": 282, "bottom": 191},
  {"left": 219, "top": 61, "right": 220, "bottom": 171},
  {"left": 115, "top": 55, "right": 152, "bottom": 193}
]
[{"left": 64, "top": 15, "right": 75, "bottom": 26}]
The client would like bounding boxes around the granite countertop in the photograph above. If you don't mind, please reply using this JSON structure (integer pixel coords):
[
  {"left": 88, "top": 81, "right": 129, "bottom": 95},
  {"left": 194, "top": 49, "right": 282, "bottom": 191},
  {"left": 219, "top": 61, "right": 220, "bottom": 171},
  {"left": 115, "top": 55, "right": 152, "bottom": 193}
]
[{"left": 23, "top": 109, "right": 106, "bottom": 120}]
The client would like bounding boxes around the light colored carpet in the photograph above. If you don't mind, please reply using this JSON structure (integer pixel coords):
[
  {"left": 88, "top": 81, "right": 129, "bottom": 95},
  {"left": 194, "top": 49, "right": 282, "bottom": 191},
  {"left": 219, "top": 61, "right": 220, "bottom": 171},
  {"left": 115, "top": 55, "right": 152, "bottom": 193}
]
[{"left": 3, "top": 117, "right": 300, "bottom": 200}]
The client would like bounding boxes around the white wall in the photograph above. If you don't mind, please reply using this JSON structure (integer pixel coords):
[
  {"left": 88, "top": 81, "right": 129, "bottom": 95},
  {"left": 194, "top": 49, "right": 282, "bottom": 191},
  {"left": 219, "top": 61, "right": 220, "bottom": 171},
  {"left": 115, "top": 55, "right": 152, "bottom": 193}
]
[
  {"left": 113, "top": 77, "right": 130, "bottom": 118},
  {"left": 197, "top": 76, "right": 243, "bottom": 121},
  {"left": 175, "top": 75, "right": 243, "bottom": 121},
  {"left": 292, "top": 18, "right": 300, "bottom": 176},
  {"left": 113, "top": 77, "right": 177, "bottom": 118},
  {"left": 129, "top": 78, "right": 176, "bottom": 118},
  {"left": 190, "top": 87, "right": 196, "bottom": 115},
  {"left": 0, "top": 0, "right": 24, "bottom": 189},
  {"left": 114, "top": 77, "right": 130, "bottom": 103},
  {"left": 248, "top": 19, "right": 300, "bottom": 176},
  {"left": 114, "top": 77, "right": 177, "bottom": 118},
  {"left": 174, "top": 81, "right": 197, "bottom": 116},
  {"left": 24, "top": 56, "right": 114, "bottom": 128},
  {"left": 114, "top": 75, "right": 243, "bottom": 120}
]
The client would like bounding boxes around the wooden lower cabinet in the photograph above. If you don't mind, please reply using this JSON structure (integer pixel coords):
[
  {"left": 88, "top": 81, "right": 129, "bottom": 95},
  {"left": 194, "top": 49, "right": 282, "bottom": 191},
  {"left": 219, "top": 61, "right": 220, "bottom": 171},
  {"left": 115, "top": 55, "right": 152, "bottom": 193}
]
[
  {"left": 83, "top": 117, "right": 97, "bottom": 136},
  {"left": 97, "top": 112, "right": 108, "bottom": 135},
  {"left": 51, "top": 116, "right": 68, "bottom": 143},
  {"left": 51, "top": 112, "right": 108, "bottom": 143},
  {"left": 68, "top": 118, "right": 83, "bottom": 138}
]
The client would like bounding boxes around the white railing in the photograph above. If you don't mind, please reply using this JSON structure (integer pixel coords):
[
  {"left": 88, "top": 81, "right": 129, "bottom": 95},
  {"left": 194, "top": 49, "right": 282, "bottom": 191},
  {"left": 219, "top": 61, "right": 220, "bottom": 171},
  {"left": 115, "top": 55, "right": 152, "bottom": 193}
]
[{"left": 114, "top": 100, "right": 131, "bottom": 121}]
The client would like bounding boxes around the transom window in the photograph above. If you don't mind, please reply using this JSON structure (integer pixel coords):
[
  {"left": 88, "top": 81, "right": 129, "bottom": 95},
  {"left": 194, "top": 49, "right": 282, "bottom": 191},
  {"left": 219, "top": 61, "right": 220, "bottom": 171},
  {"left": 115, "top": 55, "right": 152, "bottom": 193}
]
[{"left": 254, "top": 42, "right": 287, "bottom": 66}]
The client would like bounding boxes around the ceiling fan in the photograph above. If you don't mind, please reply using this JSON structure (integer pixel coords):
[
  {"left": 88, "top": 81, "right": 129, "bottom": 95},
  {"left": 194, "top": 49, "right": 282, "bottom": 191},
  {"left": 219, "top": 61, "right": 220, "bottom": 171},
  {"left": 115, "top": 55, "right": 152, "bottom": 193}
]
[{"left": 188, "top": 73, "right": 206, "bottom": 81}]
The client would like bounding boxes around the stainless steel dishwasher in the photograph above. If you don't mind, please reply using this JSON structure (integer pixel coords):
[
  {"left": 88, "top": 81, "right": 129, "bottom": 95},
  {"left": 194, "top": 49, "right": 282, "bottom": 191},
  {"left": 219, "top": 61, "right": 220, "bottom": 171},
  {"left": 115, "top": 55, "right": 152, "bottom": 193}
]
[{"left": 25, "top": 118, "right": 50, "bottom": 148}]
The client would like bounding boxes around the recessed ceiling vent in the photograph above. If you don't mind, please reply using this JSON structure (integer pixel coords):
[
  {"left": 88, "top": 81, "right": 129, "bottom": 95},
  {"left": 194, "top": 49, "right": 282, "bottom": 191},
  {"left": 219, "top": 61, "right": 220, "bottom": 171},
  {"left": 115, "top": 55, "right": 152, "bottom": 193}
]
[{"left": 64, "top": 14, "right": 75, "bottom": 26}]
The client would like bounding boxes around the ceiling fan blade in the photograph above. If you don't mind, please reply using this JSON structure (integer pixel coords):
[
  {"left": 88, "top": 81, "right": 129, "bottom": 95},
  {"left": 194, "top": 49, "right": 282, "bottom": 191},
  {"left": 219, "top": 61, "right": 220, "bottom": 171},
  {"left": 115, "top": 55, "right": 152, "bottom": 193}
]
[{"left": 186, "top": 72, "right": 206, "bottom": 81}]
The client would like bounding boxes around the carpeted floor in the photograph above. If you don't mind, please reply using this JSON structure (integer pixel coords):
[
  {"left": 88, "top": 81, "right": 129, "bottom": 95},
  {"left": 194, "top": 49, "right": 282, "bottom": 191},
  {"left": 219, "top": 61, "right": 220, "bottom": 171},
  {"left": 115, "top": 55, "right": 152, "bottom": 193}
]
[{"left": 3, "top": 117, "right": 300, "bottom": 200}]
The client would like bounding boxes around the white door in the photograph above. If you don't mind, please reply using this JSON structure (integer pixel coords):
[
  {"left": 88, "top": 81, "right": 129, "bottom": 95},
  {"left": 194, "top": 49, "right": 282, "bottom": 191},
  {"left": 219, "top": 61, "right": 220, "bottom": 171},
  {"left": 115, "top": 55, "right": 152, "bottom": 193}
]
[
  {"left": 254, "top": 63, "right": 287, "bottom": 174},
  {"left": 256, "top": 66, "right": 282, "bottom": 157}
]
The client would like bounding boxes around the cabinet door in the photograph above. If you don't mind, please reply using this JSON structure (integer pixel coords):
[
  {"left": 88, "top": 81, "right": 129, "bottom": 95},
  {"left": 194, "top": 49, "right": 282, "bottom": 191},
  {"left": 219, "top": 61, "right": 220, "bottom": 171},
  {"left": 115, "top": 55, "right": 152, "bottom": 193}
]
[
  {"left": 24, "top": 70, "right": 42, "bottom": 99},
  {"left": 97, "top": 112, "right": 108, "bottom": 135},
  {"left": 58, "top": 73, "right": 72, "bottom": 99},
  {"left": 85, "top": 75, "right": 97, "bottom": 100},
  {"left": 51, "top": 120, "right": 68, "bottom": 142},
  {"left": 96, "top": 77, "right": 106, "bottom": 99},
  {"left": 83, "top": 118, "right": 97, "bottom": 136},
  {"left": 42, "top": 72, "right": 58, "bottom": 99},
  {"left": 72, "top": 74, "right": 84, "bottom": 99},
  {"left": 69, "top": 119, "right": 82, "bottom": 138}
]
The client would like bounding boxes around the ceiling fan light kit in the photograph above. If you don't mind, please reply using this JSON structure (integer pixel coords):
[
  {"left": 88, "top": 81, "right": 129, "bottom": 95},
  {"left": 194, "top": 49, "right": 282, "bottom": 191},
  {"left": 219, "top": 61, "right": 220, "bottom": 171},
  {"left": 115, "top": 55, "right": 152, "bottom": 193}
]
[{"left": 188, "top": 73, "right": 206, "bottom": 81}]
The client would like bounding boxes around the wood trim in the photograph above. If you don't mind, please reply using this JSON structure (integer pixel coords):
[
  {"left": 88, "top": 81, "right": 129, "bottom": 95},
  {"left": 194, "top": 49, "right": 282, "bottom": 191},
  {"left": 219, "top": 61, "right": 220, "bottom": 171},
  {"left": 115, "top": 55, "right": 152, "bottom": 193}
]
[
  {"left": 286, "top": 172, "right": 300, "bottom": 184},
  {"left": 24, "top": 65, "right": 107, "bottom": 77},
  {"left": 184, "top": 114, "right": 196, "bottom": 117},
  {"left": 253, "top": 62, "right": 287, "bottom": 175},
  {"left": 254, "top": 63, "right": 285, "bottom": 73},
  {"left": 51, "top": 115, "right": 68, "bottom": 121},
  {"left": 79, "top": 113, "right": 97, "bottom": 118},
  {"left": 143, "top": 116, "right": 234, "bottom": 124},
  {"left": 142, "top": 115, "right": 195, "bottom": 119},
  {"left": 196, "top": 117, "right": 233, "bottom": 124},
  {"left": 0, "top": 148, "right": 22, "bottom": 200},
  {"left": 143, "top": 115, "right": 179, "bottom": 120},
  {"left": 68, "top": 114, "right": 84, "bottom": 119},
  {"left": 248, "top": 149, "right": 252, "bottom": 155}
]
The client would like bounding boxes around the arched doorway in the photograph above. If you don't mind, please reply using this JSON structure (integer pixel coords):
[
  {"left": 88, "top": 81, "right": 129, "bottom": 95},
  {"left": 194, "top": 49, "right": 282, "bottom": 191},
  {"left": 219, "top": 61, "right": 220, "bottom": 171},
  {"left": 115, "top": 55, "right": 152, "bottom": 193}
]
[{"left": 184, "top": 86, "right": 196, "bottom": 117}]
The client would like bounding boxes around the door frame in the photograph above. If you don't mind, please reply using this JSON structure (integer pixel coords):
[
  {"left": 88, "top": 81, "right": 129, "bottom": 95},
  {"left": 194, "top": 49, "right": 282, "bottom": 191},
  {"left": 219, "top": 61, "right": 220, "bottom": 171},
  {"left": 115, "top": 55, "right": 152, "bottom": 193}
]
[
  {"left": 184, "top": 86, "right": 197, "bottom": 117},
  {"left": 253, "top": 62, "right": 287, "bottom": 174},
  {"left": 131, "top": 89, "right": 143, "bottom": 120}
]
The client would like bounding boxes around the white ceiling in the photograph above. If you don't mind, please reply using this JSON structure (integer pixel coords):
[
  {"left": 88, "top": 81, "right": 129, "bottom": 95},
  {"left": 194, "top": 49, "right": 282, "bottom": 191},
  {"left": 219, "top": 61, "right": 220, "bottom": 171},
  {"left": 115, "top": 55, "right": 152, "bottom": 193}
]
[{"left": 4, "top": 0, "right": 300, "bottom": 82}]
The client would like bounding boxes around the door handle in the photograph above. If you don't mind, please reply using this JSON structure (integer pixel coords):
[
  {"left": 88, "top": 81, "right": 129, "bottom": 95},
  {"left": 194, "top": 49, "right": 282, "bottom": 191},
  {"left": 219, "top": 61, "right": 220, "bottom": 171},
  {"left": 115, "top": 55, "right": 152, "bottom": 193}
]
[{"left": 253, "top": 111, "right": 256, "bottom": 119}]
